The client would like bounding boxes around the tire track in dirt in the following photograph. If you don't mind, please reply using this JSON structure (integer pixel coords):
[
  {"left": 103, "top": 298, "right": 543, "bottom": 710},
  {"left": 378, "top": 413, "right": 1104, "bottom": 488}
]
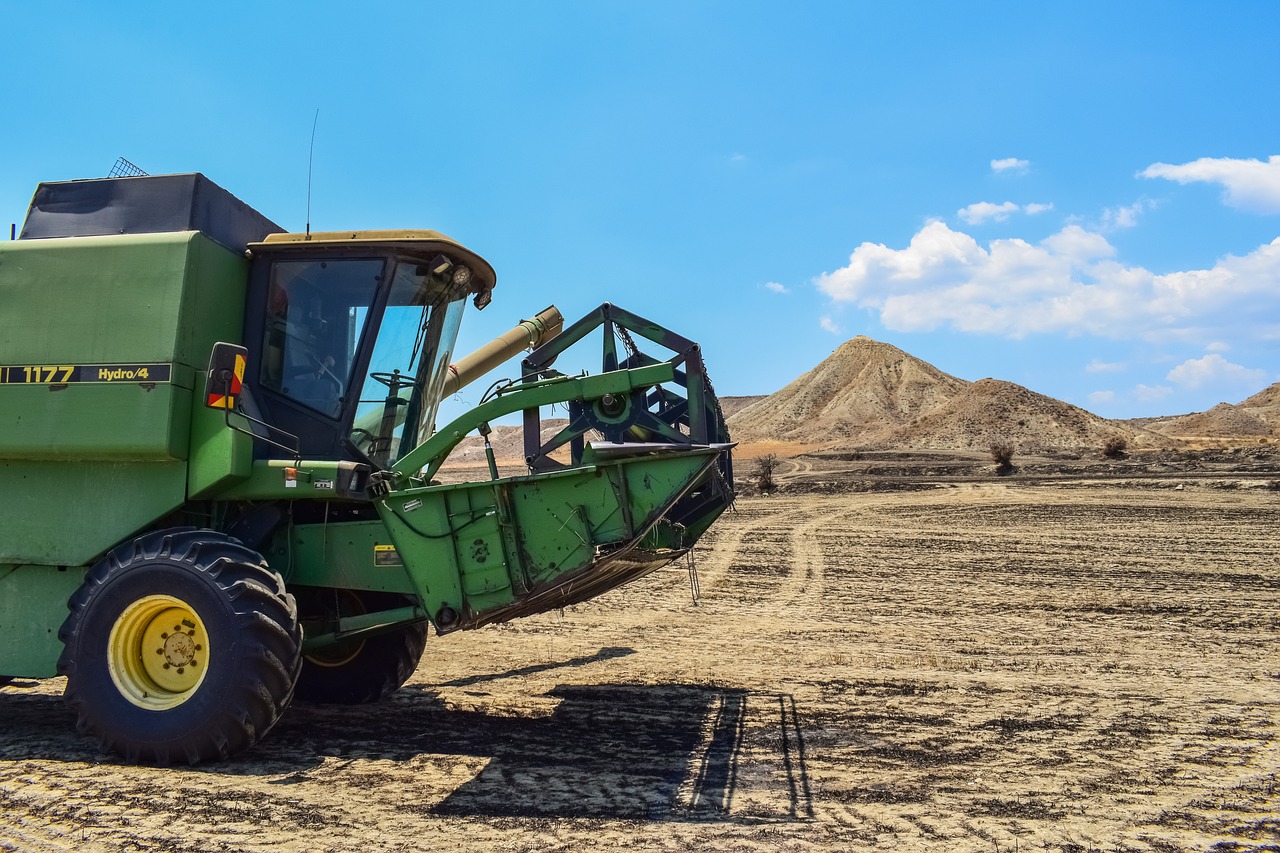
[
  {"left": 762, "top": 488, "right": 1280, "bottom": 850},
  {"left": 2, "top": 486, "right": 1278, "bottom": 852},
  {"left": 786, "top": 513, "right": 828, "bottom": 607},
  {"left": 692, "top": 501, "right": 816, "bottom": 598}
]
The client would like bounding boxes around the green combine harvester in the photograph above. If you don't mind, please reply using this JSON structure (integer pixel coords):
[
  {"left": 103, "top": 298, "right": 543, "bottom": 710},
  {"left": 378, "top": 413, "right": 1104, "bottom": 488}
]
[{"left": 0, "top": 173, "right": 734, "bottom": 764}]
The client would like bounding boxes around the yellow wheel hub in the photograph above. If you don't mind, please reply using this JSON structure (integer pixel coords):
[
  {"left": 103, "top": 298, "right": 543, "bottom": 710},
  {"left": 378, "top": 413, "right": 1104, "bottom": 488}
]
[{"left": 108, "top": 594, "right": 210, "bottom": 710}]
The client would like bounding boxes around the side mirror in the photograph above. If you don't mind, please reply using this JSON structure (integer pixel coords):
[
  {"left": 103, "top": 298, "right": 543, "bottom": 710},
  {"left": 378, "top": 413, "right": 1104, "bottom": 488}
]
[
  {"left": 202, "top": 342, "right": 301, "bottom": 459},
  {"left": 205, "top": 342, "right": 248, "bottom": 410}
]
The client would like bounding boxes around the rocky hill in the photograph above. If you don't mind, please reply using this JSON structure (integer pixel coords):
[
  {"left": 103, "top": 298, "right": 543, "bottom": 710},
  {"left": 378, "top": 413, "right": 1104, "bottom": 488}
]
[
  {"left": 1242, "top": 382, "right": 1280, "bottom": 409},
  {"left": 718, "top": 395, "right": 768, "bottom": 419},
  {"left": 1141, "top": 382, "right": 1280, "bottom": 441},
  {"left": 727, "top": 336, "right": 968, "bottom": 443},
  {"left": 726, "top": 336, "right": 1183, "bottom": 453},
  {"left": 876, "top": 378, "right": 1161, "bottom": 452}
]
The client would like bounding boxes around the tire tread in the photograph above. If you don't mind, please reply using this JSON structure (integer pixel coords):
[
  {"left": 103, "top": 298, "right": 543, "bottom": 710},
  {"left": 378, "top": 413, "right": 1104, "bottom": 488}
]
[{"left": 57, "top": 528, "right": 301, "bottom": 764}]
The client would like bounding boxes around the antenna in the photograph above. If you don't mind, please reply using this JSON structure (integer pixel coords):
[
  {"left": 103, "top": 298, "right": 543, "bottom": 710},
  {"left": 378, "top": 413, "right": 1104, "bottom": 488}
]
[{"left": 306, "top": 109, "right": 319, "bottom": 238}]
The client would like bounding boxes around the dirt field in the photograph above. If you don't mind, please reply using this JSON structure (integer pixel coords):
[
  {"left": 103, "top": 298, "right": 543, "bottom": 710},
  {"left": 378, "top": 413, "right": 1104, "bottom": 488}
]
[{"left": 2, "top": 481, "right": 1278, "bottom": 852}]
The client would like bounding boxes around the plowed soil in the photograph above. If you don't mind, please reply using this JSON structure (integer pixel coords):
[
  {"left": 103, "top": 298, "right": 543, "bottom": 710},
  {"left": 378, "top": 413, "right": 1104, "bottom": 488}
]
[{"left": 2, "top": 483, "right": 1278, "bottom": 852}]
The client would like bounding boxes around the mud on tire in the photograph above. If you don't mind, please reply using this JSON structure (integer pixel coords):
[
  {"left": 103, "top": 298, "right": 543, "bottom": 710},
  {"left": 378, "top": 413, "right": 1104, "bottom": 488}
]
[{"left": 57, "top": 528, "right": 302, "bottom": 764}]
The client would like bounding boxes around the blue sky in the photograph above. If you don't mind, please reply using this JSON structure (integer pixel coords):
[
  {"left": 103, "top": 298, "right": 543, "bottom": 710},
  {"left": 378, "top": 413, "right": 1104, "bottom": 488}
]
[{"left": 3, "top": 2, "right": 1278, "bottom": 422}]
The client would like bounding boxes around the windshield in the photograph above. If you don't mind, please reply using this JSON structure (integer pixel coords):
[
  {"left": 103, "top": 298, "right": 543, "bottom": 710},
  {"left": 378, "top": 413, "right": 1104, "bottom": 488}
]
[{"left": 349, "top": 260, "right": 468, "bottom": 466}]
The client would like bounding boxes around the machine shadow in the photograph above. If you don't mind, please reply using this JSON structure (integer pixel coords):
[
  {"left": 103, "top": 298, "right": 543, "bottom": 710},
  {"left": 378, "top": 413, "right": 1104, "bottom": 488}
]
[
  {"left": 263, "top": 679, "right": 809, "bottom": 822},
  {"left": 0, "top": 648, "right": 637, "bottom": 767},
  {"left": 0, "top": 671, "right": 812, "bottom": 823},
  {"left": 433, "top": 645, "right": 636, "bottom": 688},
  {"left": 0, "top": 682, "right": 88, "bottom": 762},
  {"left": 431, "top": 682, "right": 743, "bottom": 821}
]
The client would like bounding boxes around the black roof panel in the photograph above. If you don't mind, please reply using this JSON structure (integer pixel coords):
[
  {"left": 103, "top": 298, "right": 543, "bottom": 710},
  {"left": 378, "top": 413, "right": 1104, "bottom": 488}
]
[{"left": 19, "top": 173, "right": 282, "bottom": 253}]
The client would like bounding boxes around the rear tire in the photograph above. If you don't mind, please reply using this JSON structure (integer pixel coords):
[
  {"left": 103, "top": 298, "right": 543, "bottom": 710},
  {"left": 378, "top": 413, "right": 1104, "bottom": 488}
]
[
  {"left": 295, "top": 589, "right": 428, "bottom": 704},
  {"left": 58, "top": 528, "right": 301, "bottom": 764}
]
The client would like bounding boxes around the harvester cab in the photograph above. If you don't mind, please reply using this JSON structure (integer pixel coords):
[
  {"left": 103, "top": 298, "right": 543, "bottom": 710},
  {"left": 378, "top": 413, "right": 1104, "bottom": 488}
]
[
  {"left": 237, "top": 230, "right": 498, "bottom": 469},
  {"left": 0, "top": 172, "right": 734, "bottom": 764}
]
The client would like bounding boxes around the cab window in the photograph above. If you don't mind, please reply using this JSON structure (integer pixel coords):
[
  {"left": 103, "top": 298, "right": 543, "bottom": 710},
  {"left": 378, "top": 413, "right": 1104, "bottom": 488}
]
[{"left": 260, "top": 258, "right": 385, "bottom": 417}]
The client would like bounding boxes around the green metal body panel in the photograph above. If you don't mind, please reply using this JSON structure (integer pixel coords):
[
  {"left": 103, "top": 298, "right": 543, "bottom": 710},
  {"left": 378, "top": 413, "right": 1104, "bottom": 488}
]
[
  {"left": 0, "top": 564, "right": 88, "bottom": 676},
  {"left": 0, "top": 232, "right": 251, "bottom": 565},
  {"left": 186, "top": 401, "right": 254, "bottom": 498},
  {"left": 0, "top": 378, "right": 193, "bottom": 460},
  {"left": 0, "top": 233, "right": 246, "bottom": 367},
  {"left": 264, "top": 519, "right": 416, "bottom": 596},
  {"left": 0, "top": 460, "right": 189, "bottom": 565}
]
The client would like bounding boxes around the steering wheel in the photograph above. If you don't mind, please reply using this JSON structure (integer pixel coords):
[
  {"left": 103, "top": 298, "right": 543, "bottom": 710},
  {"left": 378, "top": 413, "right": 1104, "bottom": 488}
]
[{"left": 369, "top": 371, "right": 415, "bottom": 392}]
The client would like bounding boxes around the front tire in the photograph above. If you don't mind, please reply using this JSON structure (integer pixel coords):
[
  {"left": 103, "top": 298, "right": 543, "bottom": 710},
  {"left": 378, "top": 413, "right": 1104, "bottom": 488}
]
[
  {"left": 295, "top": 589, "right": 428, "bottom": 705},
  {"left": 58, "top": 529, "right": 302, "bottom": 764}
]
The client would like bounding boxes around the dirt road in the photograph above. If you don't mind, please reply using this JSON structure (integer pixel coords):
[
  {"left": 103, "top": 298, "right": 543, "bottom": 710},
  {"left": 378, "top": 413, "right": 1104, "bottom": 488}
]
[{"left": 2, "top": 484, "right": 1277, "bottom": 851}]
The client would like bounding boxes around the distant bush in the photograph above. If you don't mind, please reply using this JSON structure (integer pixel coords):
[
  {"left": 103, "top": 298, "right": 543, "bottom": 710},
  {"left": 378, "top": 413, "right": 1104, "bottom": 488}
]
[
  {"left": 1101, "top": 436, "right": 1128, "bottom": 459},
  {"left": 755, "top": 454, "right": 780, "bottom": 492},
  {"left": 989, "top": 441, "right": 1015, "bottom": 474}
]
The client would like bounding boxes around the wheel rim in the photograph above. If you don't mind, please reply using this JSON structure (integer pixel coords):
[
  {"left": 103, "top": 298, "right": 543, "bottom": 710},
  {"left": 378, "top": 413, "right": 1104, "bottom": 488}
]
[
  {"left": 303, "top": 589, "right": 366, "bottom": 669},
  {"left": 108, "top": 594, "right": 210, "bottom": 710},
  {"left": 306, "top": 640, "right": 365, "bottom": 668}
]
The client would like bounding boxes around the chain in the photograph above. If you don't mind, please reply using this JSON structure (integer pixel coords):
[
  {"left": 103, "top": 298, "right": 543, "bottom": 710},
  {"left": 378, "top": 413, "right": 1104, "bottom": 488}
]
[{"left": 615, "top": 325, "right": 641, "bottom": 362}]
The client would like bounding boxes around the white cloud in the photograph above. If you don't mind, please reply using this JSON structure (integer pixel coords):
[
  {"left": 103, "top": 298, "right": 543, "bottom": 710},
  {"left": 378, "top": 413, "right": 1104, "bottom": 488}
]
[
  {"left": 1088, "top": 390, "right": 1117, "bottom": 405},
  {"left": 1205, "top": 341, "right": 1230, "bottom": 352},
  {"left": 992, "top": 158, "right": 1030, "bottom": 175},
  {"left": 814, "top": 221, "right": 1280, "bottom": 341},
  {"left": 959, "top": 201, "right": 1020, "bottom": 224},
  {"left": 1086, "top": 359, "right": 1126, "bottom": 373},
  {"left": 1135, "top": 384, "right": 1172, "bottom": 402},
  {"left": 763, "top": 281, "right": 789, "bottom": 294},
  {"left": 1166, "top": 353, "right": 1269, "bottom": 390},
  {"left": 1100, "top": 199, "right": 1156, "bottom": 231},
  {"left": 1040, "top": 225, "right": 1116, "bottom": 261},
  {"left": 820, "top": 316, "right": 842, "bottom": 335},
  {"left": 957, "top": 201, "right": 1053, "bottom": 225},
  {"left": 1141, "top": 155, "right": 1280, "bottom": 214}
]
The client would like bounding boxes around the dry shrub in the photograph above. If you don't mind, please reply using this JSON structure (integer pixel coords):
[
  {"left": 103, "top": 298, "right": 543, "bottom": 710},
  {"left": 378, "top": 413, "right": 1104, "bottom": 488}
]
[
  {"left": 1102, "top": 435, "right": 1128, "bottom": 459},
  {"left": 990, "top": 441, "right": 1015, "bottom": 473},
  {"left": 755, "top": 454, "right": 780, "bottom": 492}
]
